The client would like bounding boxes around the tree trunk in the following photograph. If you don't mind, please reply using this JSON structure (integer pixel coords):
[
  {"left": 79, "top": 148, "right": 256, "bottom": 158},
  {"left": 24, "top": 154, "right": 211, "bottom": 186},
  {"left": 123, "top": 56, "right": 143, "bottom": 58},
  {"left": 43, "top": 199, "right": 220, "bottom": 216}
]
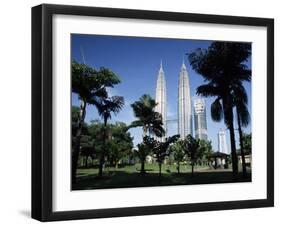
[
  {"left": 177, "top": 162, "right": 180, "bottom": 174},
  {"left": 143, "top": 126, "right": 148, "bottom": 138},
  {"left": 229, "top": 119, "right": 238, "bottom": 177},
  {"left": 72, "top": 99, "right": 86, "bottom": 185},
  {"left": 140, "top": 160, "right": 145, "bottom": 175},
  {"left": 191, "top": 163, "right": 194, "bottom": 177},
  {"left": 223, "top": 98, "right": 238, "bottom": 177},
  {"left": 85, "top": 156, "right": 88, "bottom": 168},
  {"left": 237, "top": 109, "right": 247, "bottom": 178},
  {"left": 140, "top": 126, "right": 148, "bottom": 175},
  {"left": 214, "top": 157, "right": 217, "bottom": 169},
  {"left": 98, "top": 117, "right": 107, "bottom": 177},
  {"left": 159, "top": 163, "right": 162, "bottom": 177}
]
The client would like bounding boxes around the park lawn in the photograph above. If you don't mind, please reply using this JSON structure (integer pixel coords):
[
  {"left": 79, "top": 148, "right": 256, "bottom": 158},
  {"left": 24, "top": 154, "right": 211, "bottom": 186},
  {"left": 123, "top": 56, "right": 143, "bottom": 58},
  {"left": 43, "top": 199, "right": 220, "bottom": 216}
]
[{"left": 72, "top": 163, "right": 251, "bottom": 190}]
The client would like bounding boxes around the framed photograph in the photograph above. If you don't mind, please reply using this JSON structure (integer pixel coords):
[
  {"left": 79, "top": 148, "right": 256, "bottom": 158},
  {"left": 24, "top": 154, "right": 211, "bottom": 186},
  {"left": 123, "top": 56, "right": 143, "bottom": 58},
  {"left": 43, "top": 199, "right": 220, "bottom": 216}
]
[{"left": 32, "top": 4, "right": 274, "bottom": 221}]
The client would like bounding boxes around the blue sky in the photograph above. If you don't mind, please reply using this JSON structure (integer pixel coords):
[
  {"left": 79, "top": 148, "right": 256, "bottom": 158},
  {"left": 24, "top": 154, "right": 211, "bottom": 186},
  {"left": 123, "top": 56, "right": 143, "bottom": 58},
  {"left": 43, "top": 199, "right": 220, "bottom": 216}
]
[{"left": 71, "top": 34, "right": 252, "bottom": 152}]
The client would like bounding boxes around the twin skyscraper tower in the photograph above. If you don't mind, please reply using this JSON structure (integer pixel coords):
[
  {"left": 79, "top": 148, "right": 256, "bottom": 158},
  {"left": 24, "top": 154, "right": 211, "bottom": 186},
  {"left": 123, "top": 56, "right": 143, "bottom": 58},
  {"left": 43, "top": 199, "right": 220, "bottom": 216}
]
[{"left": 154, "top": 60, "right": 207, "bottom": 141}]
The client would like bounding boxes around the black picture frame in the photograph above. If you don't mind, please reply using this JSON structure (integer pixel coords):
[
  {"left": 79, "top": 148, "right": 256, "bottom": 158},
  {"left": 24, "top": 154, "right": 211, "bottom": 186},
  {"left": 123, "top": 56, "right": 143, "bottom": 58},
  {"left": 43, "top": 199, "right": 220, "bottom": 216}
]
[{"left": 32, "top": 4, "right": 274, "bottom": 222}]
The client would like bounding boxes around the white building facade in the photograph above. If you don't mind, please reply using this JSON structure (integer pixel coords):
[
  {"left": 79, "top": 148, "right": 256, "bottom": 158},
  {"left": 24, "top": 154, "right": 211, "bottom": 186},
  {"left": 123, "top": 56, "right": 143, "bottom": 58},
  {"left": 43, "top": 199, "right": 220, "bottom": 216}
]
[
  {"left": 154, "top": 61, "right": 167, "bottom": 141},
  {"left": 194, "top": 98, "right": 208, "bottom": 140},
  {"left": 218, "top": 129, "right": 228, "bottom": 154},
  {"left": 178, "top": 60, "right": 193, "bottom": 139}
]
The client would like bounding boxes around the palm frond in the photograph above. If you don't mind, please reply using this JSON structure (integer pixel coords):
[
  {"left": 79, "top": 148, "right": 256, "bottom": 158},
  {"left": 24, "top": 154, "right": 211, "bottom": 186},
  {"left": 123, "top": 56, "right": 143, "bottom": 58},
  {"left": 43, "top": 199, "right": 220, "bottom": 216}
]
[
  {"left": 211, "top": 98, "right": 223, "bottom": 122},
  {"left": 109, "top": 96, "right": 125, "bottom": 114},
  {"left": 131, "top": 94, "right": 156, "bottom": 118},
  {"left": 98, "top": 67, "right": 121, "bottom": 87},
  {"left": 130, "top": 94, "right": 165, "bottom": 138},
  {"left": 96, "top": 95, "right": 124, "bottom": 121},
  {"left": 196, "top": 84, "right": 221, "bottom": 97},
  {"left": 128, "top": 120, "right": 143, "bottom": 129},
  {"left": 150, "top": 124, "right": 165, "bottom": 137},
  {"left": 236, "top": 101, "right": 250, "bottom": 127},
  {"left": 233, "top": 83, "right": 248, "bottom": 105}
]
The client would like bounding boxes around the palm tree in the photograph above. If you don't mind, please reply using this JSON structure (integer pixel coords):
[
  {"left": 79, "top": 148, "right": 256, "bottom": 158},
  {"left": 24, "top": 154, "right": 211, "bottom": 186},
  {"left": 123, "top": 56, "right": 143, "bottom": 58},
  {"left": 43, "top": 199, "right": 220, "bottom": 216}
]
[
  {"left": 71, "top": 61, "right": 120, "bottom": 183},
  {"left": 233, "top": 84, "right": 251, "bottom": 178},
  {"left": 129, "top": 94, "right": 165, "bottom": 175},
  {"left": 129, "top": 94, "right": 165, "bottom": 137},
  {"left": 96, "top": 95, "right": 124, "bottom": 177},
  {"left": 188, "top": 42, "right": 251, "bottom": 177}
]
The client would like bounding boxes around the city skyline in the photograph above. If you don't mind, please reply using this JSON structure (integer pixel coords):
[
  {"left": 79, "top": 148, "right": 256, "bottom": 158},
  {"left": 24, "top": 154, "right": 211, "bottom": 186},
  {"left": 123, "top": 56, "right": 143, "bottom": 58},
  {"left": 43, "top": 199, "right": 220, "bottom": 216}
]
[
  {"left": 155, "top": 60, "right": 208, "bottom": 144},
  {"left": 71, "top": 34, "right": 252, "bottom": 151}
]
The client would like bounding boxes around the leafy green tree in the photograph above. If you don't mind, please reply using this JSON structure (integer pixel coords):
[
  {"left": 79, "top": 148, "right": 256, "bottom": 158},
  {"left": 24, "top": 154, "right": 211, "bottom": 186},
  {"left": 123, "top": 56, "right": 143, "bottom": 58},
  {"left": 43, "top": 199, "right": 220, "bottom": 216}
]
[
  {"left": 136, "top": 136, "right": 155, "bottom": 175},
  {"left": 188, "top": 42, "right": 251, "bottom": 177},
  {"left": 170, "top": 140, "right": 185, "bottom": 174},
  {"left": 153, "top": 135, "right": 179, "bottom": 177},
  {"left": 129, "top": 94, "right": 165, "bottom": 138},
  {"left": 198, "top": 139, "right": 213, "bottom": 166},
  {"left": 86, "top": 120, "right": 104, "bottom": 168},
  {"left": 72, "top": 61, "right": 121, "bottom": 183},
  {"left": 242, "top": 133, "right": 252, "bottom": 153},
  {"left": 107, "top": 122, "right": 134, "bottom": 169},
  {"left": 96, "top": 96, "right": 125, "bottom": 177},
  {"left": 183, "top": 135, "right": 204, "bottom": 177},
  {"left": 80, "top": 135, "right": 94, "bottom": 168}
]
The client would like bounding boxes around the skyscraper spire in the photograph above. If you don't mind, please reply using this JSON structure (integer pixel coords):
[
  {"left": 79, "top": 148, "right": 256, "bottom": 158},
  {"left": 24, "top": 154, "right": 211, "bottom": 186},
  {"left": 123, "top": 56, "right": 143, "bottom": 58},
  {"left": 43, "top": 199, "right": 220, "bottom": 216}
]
[
  {"left": 159, "top": 59, "right": 163, "bottom": 73},
  {"left": 178, "top": 59, "right": 192, "bottom": 139},
  {"left": 155, "top": 60, "right": 167, "bottom": 141},
  {"left": 181, "top": 56, "right": 187, "bottom": 70}
]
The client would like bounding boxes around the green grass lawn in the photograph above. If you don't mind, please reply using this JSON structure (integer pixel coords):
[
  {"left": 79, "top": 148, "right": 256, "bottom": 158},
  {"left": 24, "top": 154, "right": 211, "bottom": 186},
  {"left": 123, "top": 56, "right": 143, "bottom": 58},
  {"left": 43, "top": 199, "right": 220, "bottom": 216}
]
[{"left": 73, "top": 163, "right": 251, "bottom": 190}]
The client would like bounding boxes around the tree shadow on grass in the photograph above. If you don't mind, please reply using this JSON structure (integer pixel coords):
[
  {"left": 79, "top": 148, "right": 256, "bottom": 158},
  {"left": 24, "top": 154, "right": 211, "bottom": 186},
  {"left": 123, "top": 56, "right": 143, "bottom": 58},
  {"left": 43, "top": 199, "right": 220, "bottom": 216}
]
[{"left": 72, "top": 170, "right": 251, "bottom": 191}]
